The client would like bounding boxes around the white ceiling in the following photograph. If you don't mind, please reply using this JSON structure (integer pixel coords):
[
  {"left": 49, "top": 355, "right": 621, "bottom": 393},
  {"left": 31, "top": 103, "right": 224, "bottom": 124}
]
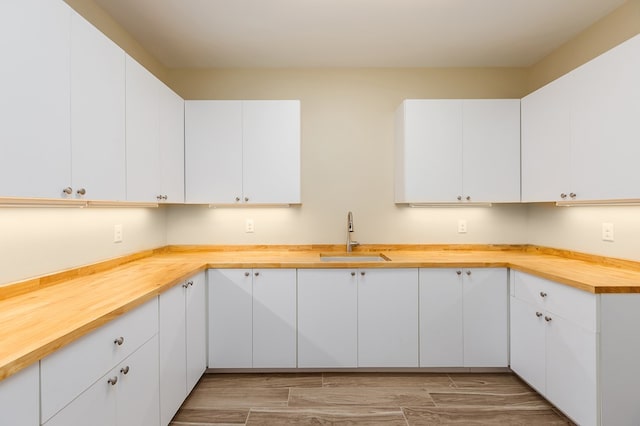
[{"left": 94, "top": 0, "right": 626, "bottom": 68}]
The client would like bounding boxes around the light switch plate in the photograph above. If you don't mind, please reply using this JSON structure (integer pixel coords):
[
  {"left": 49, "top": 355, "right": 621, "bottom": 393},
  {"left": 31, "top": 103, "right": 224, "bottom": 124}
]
[
  {"left": 113, "top": 224, "right": 123, "bottom": 243},
  {"left": 458, "top": 219, "right": 467, "bottom": 234},
  {"left": 245, "top": 219, "right": 254, "bottom": 233},
  {"left": 602, "top": 222, "right": 614, "bottom": 242}
]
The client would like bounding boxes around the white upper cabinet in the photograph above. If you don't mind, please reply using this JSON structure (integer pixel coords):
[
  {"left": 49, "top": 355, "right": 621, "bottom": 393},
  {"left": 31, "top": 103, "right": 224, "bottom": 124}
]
[
  {"left": 70, "top": 11, "right": 126, "bottom": 201},
  {"left": 395, "top": 99, "right": 520, "bottom": 204},
  {"left": 185, "top": 100, "right": 301, "bottom": 205},
  {"left": 0, "top": 0, "right": 71, "bottom": 199},
  {"left": 522, "top": 34, "right": 640, "bottom": 202},
  {"left": 126, "top": 56, "right": 184, "bottom": 203}
]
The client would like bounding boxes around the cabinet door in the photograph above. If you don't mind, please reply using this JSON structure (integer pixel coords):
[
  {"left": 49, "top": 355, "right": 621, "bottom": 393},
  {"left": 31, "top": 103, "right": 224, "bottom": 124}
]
[
  {"left": 546, "top": 315, "right": 598, "bottom": 426},
  {"left": 253, "top": 269, "right": 297, "bottom": 368},
  {"left": 125, "top": 55, "right": 160, "bottom": 202},
  {"left": 0, "top": 0, "right": 71, "bottom": 199},
  {"left": 70, "top": 11, "right": 126, "bottom": 201},
  {"left": 462, "top": 100, "right": 520, "bottom": 202},
  {"left": 242, "top": 100, "right": 301, "bottom": 204},
  {"left": 419, "top": 268, "right": 463, "bottom": 367},
  {"left": 298, "top": 269, "right": 358, "bottom": 368},
  {"left": 159, "top": 83, "right": 185, "bottom": 203},
  {"left": 117, "top": 335, "right": 160, "bottom": 426},
  {"left": 358, "top": 269, "right": 418, "bottom": 367},
  {"left": 395, "top": 100, "right": 463, "bottom": 203},
  {"left": 208, "top": 269, "right": 252, "bottom": 368},
  {"left": 521, "top": 76, "right": 574, "bottom": 202},
  {"left": 185, "top": 101, "right": 242, "bottom": 203},
  {"left": 0, "top": 363, "right": 39, "bottom": 426},
  {"left": 509, "top": 297, "right": 546, "bottom": 394},
  {"left": 186, "top": 272, "right": 207, "bottom": 392},
  {"left": 463, "top": 268, "right": 508, "bottom": 367},
  {"left": 159, "top": 283, "right": 187, "bottom": 425}
]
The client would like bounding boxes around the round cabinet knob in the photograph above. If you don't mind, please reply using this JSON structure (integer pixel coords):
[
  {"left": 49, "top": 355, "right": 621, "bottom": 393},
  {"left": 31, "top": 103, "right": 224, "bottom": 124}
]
[
  {"left": 539, "top": 291, "right": 547, "bottom": 298},
  {"left": 244, "top": 272, "right": 250, "bottom": 277},
  {"left": 162, "top": 195, "right": 168, "bottom": 200},
  {"left": 569, "top": 192, "right": 577, "bottom": 199},
  {"left": 182, "top": 282, "right": 189, "bottom": 288},
  {"left": 244, "top": 197, "right": 249, "bottom": 202},
  {"left": 235, "top": 197, "right": 241, "bottom": 202},
  {"left": 560, "top": 193, "right": 567, "bottom": 199},
  {"left": 535, "top": 312, "right": 543, "bottom": 318},
  {"left": 360, "top": 271, "right": 366, "bottom": 276},
  {"left": 351, "top": 272, "right": 356, "bottom": 277},
  {"left": 114, "top": 336, "right": 124, "bottom": 346},
  {"left": 62, "top": 187, "right": 73, "bottom": 195},
  {"left": 187, "top": 280, "right": 193, "bottom": 287},
  {"left": 108, "top": 376, "right": 118, "bottom": 386},
  {"left": 254, "top": 272, "right": 260, "bottom": 277},
  {"left": 466, "top": 196, "right": 471, "bottom": 201},
  {"left": 156, "top": 195, "right": 163, "bottom": 201},
  {"left": 120, "top": 366, "right": 130, "bottom": 375},
  {"left": 76, "top": 188, "right": 86, "bottom": 196},
  {"left": 457, "top": 195, "right": 462, "bottom": 201},
  {"left": 544, "top": 316, "right": 553, "bottom": 322},
  {"left": 456, "top": 270, "right": 462, "bottom": 275},
  {"left": 466, "top": 270, "right": 471, "bottom": 276}
]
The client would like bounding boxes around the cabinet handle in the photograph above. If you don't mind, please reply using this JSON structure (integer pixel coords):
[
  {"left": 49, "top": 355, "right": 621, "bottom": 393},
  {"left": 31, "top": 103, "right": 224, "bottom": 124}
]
[
  {"left": 76, "top": 188, "right": 86, "bottom": 196},
  {"left": 536, "top": 312, "right": 543, "bottom": 318},
  {"left": 120, "top": 366, "right": 130, "bottom": 375},
  {"left": 182, "top": 282, "right": 189, "bottom": 288},
  {"left": 108, "top": 376, "right": 118, "bottom": 386},
  {"left": 544, "top": 316, "right": 553, "bottom": 322},
  {"left": 570, "top": 192, "right": 577, "bottom": 199},
  {"left": 114, "top": 336, "right": 124, "bottom": 346},
  {"left": 187, "top": 280, "right": 193, "bottom": 286},
  {"left": 466, "top": 270, "right": 471, "bottom": 276},
  {"left": 360, "top": 271, "right": 366, "bottom": 276},
  {"left": 254, "top": 272, "right": 260, "bottom": 277},
  {"left": 156, "top": 195, "right": 162, "bottom": 201},
  {"left": 244, "top": 197, "right": 249, "bottom": 202},
  {"left": 539, "top": 291, "right": 547, "bottom": 298},
  {"left": 235, "top": 197, "right": 241, "bottom": 202},
  {"left": 456, "top": 270, "right": 462, "bottom": 275},
  {"left": 162, "top": 195, "right": 168, "bottom": 200},
  {"left": 466, "top": 196, "right": 471, "bottom": 201},
  {"left": 244, "top": 272, "right": 250, "bottom": 277},
  {"left": 457, "top": 195, "right": 462, "bottom": 201},
  {"left": 351, "top": 272, "right": 356, "bottom": 277},
  {"left": 560, "top": 193, "right": 567, "bottom": 199},
  {"left": 62, "top": 187, "right": 73, "bottom": 195}
]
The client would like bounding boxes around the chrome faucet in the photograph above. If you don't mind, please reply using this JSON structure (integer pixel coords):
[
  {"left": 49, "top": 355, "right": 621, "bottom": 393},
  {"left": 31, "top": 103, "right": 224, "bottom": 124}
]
[{"left": 346, "top": 211, "right": 360, "bottom": 252}]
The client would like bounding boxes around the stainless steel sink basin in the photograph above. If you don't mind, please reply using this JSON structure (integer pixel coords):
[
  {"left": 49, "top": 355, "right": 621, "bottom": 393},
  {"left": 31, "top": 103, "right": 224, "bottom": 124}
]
[{"left": 320, "top": 254, "right": 390, "bottom": 262}]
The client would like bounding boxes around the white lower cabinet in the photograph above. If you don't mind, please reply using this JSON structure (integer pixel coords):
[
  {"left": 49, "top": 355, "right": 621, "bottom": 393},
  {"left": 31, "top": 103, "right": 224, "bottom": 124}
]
[
  {"left": 159, "top": 272, "right": 206, "bottom": 426},
  {"left": 357, "top": 269, "right": 419, "bottom": 367},
  {"left": 297, "top": 269, "right": 358, "bottom": 368},
  {"left": 208, "top": 269, "right": 296, "bottom": 368},
  {"left": 420, "top": 268, "right": 508, "bottom": 367},
  {"left": 0, "top": 363, "right": 39, "bottom": 426}
]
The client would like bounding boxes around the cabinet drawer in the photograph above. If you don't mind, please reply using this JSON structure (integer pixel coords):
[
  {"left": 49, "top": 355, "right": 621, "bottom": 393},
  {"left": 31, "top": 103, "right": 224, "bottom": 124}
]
[
  {"left": 41, "top": 297, "right": 158, "bottom": 423},
  {"left": 514, "top": 272, "right": 596, "bottom": 332}
]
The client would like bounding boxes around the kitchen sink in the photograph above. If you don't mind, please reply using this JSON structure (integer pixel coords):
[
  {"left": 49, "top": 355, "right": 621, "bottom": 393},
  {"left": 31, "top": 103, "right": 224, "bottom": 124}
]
[{"left": 320, "top": 253, "right": 390, "bottom": 262}]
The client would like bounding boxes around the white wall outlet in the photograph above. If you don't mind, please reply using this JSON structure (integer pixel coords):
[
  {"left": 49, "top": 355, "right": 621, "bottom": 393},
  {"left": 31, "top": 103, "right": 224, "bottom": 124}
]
[
  {"left": 113, "top": 224, "right": 123, "bottom": 243},
  {"left": 458, "top": 219, "right": 467, "bottom": 234},
  {"left": 245, "top": 219, "right": 254, "bottom": 233},
  {"left": 602, "top": 222, "right": 614, "bottom": 242}
]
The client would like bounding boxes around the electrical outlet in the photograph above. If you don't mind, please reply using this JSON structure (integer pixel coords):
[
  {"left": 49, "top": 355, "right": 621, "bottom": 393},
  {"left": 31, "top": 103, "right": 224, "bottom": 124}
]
[
  {"left": 113, "top": 224, "right": 123, "bottom": 243},
  {"left": 458, "top": 219, "right": 467, "bottom": 234},
  {"left": 602, "top": 222, "right": 614, "bottom": 242},
  {"left": 245, "top": 219, "right": 254, "bottom": 233}
]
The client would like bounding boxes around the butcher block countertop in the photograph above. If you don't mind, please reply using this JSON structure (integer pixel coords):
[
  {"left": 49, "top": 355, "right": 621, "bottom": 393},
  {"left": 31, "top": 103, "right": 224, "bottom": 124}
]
[{"left": 2, "top": 244, "right": 640, "bottom": 381}]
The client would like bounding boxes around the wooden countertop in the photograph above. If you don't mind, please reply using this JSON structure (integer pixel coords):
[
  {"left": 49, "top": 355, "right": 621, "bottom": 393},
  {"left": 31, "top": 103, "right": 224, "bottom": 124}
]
[{"left": 2, "top": 244, "right": 640, "bottom": 382}]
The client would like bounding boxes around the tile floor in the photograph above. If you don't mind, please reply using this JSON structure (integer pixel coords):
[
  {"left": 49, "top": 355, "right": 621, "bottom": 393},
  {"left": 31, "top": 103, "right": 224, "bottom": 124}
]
[{"left": 170, "top": 372, "right": 574, "bottom": 425}]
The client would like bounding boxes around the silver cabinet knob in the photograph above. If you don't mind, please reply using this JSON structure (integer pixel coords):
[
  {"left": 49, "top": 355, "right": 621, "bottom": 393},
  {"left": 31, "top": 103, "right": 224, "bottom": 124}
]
[
  {"left": 187, "top": 280, "right": 193, "bottom": 287},
  {"left": 536, "top": 312, "right": 543, "bottom": 318},
  {"left": 162, "top": 195, "right": 167, "bottom": 200},
  {"left": 466, "top": 270, "right": 471, "bottom": 276},
  {"left": 120, "top": 366, "right": 130, "bottom": 375},
  {"left": 76, "top": 188, "right": 86, "bottom": 196},
  {"left": 244, "top": 272, "right": 250, "bottom": 277},
  {"left": 244, "top": 197, "right": 249, "bottom": 202},
  {"left": 108, "top": 376, "right": 118, "bottom": 386},
  {"left": 569, "top": 192, "right": 577, "bottom": 199},
  {"left": 62, "top": 187, "right": 73, "bottom": 195},
  {"left": 540, "top": 291, "right": 547, "bottom": 298},
  {"left": 351, "top": 272, "right": 356, "bottom": 276},
  {"left": 114, "top": 336, "right": 124, "bottom": 346},
  {"left": 254, "top": 272, "right": 260, "bottom": 277},
  {"left": 456, "top": 270, "right": 462, "bottom": 275},
  {"left": 544, "top": 316, "right": 553, "bottom": 322},
  {"left": 560, "top": 193, "right": 567, "bottom": 199},
  {"left": 466, "top": 196, "right": 471, "bottom": 201},
  {"left": 235, "top": 197, "right": 241, "bottom": 202},
  {"left": 360, "top": 271, "right": 366, "bottom": 276},
  {"left": 457, "top": 195, "right": 462, "bottom": 201},
  {"left": 182, "top": 282, "right": 189, "bottom": 288},
  {"left": 156, "top": 195, "right": 163, "bottom": 201}
]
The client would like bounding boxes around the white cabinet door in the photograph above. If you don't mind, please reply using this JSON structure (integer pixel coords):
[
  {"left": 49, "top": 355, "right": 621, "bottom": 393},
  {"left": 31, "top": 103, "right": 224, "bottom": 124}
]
[
  {"left": 0, "top": 0, "right": 71, "bottom": 199},
  {"left": 252, "top": 269, "right": 297, "bottom": 368},
  {"left": 70, "top": 11, "right": 126, "bottom": 201},
  {"left": 208, "top": 269, "right": 252, "bottom": 368},
  {"left": 463, "top": 268, "right": 508, "bottom": 367},
  {"left": 185, "top": 101, "right": 243, "bottom": 203},
  {"left": 242, "top": 100, "right": 301, "bottom": 204},
  {"left": 419, "top": 269, "right": 463, "bottom": 367},
  {"left": 358, "top": 269, "right": 418, "bottom": 367},
  {"left": 395, "top": 100, "right": 463, "bottom": 203},
  {"left": 298, "top": 269, "right": 358, "bottom": 368},
  {"left": 546, "top": 314, "right": 598, "bottom": 426},
  {"left": 0, "top": 363, "right": 39, "bottom": 426},
  {"left": 125, "top": 55, "right": 160, "bottom": 203},
  {"left": 158, "top": 83, "right": 185, "bottom": 203},
  {"left": 159, "top": 283, "right": 187, "bottom": 426},
  {"left": 185, "top": 272, "right": 207, "bottom": 393},
  {"left": 462, "top": 100, "right": 520, "bottom": 202},
  {"left": 509, "top": 297, "right": 546, "bottom": 394},
  {"left": 117, "top": 335, "right": 160, "bottom": 426}
]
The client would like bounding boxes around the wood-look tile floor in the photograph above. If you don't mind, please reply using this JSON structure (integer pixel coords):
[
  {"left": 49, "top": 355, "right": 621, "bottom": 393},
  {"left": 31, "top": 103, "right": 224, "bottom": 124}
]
[{"left": 170, "top": 372, "right": 575, "bottom": 425}]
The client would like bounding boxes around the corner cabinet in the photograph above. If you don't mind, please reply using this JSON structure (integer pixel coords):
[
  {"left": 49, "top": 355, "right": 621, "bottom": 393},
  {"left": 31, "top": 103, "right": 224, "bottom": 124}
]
[
  {"left": 185, "top": 100, "right": 301, "bottom": 205},
  {"left": 395, "top": 99, "right": 520, "bottom": 204},
  {"left": 522, "top": 34, "right": 640, "bottom": 202}
]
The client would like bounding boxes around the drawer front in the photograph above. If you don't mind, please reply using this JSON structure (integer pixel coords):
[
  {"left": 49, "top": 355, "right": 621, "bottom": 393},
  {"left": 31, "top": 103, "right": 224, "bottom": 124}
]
[
  {"left": 41, "top": 297, "right": 158, "bottom": 423},
  {"left": 514, "top": 272, "right": 596, "bottom": 332}
]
